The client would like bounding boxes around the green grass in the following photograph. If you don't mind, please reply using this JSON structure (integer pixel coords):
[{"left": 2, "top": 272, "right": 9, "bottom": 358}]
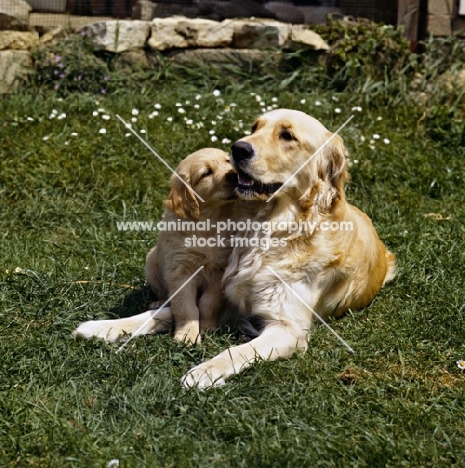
[{"left": 1, "top": 71, "right": 465, "bottom": 468}]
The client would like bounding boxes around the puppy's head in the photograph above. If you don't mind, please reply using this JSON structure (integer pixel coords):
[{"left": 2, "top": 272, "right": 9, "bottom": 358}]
[
  {"left": 164, "top": 148, "right": 237, "bottom": 219},
  {"left": 230, "top": 109, "right": 347, "bottom": 212}
]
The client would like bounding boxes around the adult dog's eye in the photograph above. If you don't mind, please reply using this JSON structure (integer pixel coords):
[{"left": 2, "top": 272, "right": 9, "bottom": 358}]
[
  {"left": 200, "top": 169, "right": 213, "bottom": 179},
  {"left": 280, "top": 131, "right": 295, "bottom": 141}
]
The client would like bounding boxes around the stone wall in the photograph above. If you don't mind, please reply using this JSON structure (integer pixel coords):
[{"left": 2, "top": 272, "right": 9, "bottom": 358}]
[{"left": 0, "top": 2, "right": 330, "bottom": 93}]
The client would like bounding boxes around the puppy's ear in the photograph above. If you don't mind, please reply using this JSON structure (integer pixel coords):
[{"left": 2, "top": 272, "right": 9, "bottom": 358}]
[{"left": 164, "top": 174, "right": 200, "bottom": 219}]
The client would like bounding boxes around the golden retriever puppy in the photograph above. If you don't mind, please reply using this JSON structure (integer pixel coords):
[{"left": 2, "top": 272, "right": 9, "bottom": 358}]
[
  {"left": 182, "top": 109, "right": 396, "bottom": 387},
  {"left": 74, "top": 148, "right": 237, "bottom": 344}
]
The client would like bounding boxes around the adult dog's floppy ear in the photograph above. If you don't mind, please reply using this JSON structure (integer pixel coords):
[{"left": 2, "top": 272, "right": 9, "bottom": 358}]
[
  {"left": 164, "top": 174, "right": 200, "bottom": 219},
  {"left": 316, "top": 133, "right": 348, "bottom": 212},
  {"left": 298, "top": 133, "right": 348, "bottom": 214}
]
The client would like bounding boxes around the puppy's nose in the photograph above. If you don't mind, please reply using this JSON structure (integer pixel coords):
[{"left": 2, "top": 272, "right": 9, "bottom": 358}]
[{"left": 231, "top": 141, "right": 254, "bottom": 162}]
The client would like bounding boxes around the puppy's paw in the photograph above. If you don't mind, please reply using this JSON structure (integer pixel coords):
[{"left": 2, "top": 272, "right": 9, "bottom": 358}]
[
  {"left": 174, "top": 323, "right": 201, "bottom": 345},
  {"left": 73, "top": 320, "right": 128, "bottom": 343},
  {"left": 181, "top": 362, "right": 226, "bottom": 389}
]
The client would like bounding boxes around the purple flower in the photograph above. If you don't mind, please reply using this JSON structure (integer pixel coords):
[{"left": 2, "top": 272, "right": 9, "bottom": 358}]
[
  {"left": 54, "top": 55, "right": 62, "bottom": 62},
  {"left": 104, "top": 76, "right": 109, "bottom": 81},
  {"left": 81, "top": 30, "right": 86, "bottom": 36},
  {"left": 57, "top": 63, "right": 64, "bottom": 68},
  {"left": 53, "top": 70, "right": 58, "bottom": 75},
  {"left": 59, "top": 73, "right": 65, "bottom": 79},
  {"left": 100, "top": 89, "right": 106, "bottom": 94},
  {"left": 77, "top": 74, "right": 82, "bottom": 81},
  {"left": 54, "top": 84, "right": 60, "bottom": 90}
]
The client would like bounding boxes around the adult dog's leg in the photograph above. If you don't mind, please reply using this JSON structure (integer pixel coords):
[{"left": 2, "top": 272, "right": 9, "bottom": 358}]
[
  {"left": 181, "top": 321, "right": 308, "bottom": 388},
  {"left": 74, "top": 307, "right": 173, "bottom": 342}
]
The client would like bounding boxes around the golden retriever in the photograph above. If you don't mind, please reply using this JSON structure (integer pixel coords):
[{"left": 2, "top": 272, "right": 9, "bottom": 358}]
[
  {"left": 182, "top": 109, "right": 396, "bottom": 388},
  {"left": 74, "top": 148, "right": 237, "bottom": 344}
]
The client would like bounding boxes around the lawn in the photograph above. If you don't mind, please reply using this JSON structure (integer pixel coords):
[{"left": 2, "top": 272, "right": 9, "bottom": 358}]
[{"left": 1, "top": 40, "right": 465, "bottom": 467}]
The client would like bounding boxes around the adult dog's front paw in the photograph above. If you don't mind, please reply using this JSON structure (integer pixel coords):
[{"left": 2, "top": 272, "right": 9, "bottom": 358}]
[
  {"left": 181, "top": 361, "right": 227, "bottom": 389},
  {"left": 73, "top": 320, "right": 128, "bottom": 342}
]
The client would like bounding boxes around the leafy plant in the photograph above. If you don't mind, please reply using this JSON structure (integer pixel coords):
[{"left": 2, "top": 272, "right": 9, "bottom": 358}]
[{"left": 33, "top": 31, "right": 112, "bottom": 95}]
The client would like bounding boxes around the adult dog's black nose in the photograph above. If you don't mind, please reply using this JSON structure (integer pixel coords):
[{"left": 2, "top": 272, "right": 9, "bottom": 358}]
[{"left": 231, "top": 141, "right": 254, "bottom": 162}]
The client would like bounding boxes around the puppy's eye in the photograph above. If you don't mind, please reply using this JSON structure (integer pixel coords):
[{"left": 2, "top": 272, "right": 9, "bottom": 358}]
[
  {"left": 251, "top": 123, "right": 258, "bottom": 133},
  {"left": 280, "top": 131, "right": 295, "bottom": 141},
  {"left": 200, "top": 168, "right": 213, "bottom": 179}
]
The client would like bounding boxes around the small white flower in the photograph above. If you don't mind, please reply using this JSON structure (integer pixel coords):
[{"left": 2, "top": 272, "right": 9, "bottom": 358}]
[
  {"left": 131, "top": 117, "right": 137, "bottom": 123},
  {"left": 125, "top": 123, "right": 132, "bottom": 128},
  {"left": 213, "top": 89, "right": 221, "bottom": 97},
  {"left": 175, "top": 102, "right": 182, "bottom": 107},
  {"left": 315, "top": 100, "right": 322, "bottom": 106},
  {"left": 140, "top": 129, "right": 146, "bottom": 134},
  {"left": 107, "top": 460, "right": 119, "bottom": 468},
  {"left": 167, "top": 117, "right": 173, "bottom": 122},
  {"left": 49, "top": 113, "right": 56, "bottom": 119},
  {"left": 194, "top": 104, "right": 200, "bottom": 109},
  {"left": 353, "top": 159, "right": 359, "bottom": 164},
  {"left": 300, "top": 99, "right": 306, "bottom": 104},
  {"left": 332, "top": 96, "right": 339, "bottom": 102},
  {"left": 335, "top": 108, "right": 341, "bottom": 114},
  {"left": 373, "top": 134, "right": 380, "bottom": 140},
  {"left": 178, "top": 108, "right": 185, "bottom": 114},
  {"left": 154, "top": 103, "right": 161, "bottom": 109},
  {"left": 186, "top": 119, "right": 193, "bottom": 125},
  {"left": 457, "top": 360, "right": 465, "bottom": 370},
  {"left": 230, "top": 102, "right": 237, "bottom": 107},
  {"left": 64, "top": 141, "right": 69, "bottom": 146},
  {"left": 222, "top": 138, "right": 231, "bottom": 145},
  {"left": 14, "top": 267, "right": 22, "bottom": 273},
  {"left": 51, "top": 109, "right": 58, "bottom": 115},
  {"left": 185, "top": 100, "right": 190, "bottom": 105},
  {"left": 211, "top": 135, "right": 218, "bottom": 142},
  {"left": 195, "top": 94, "right": 201, "bottom": 100},
  {"left": 57, "top": 113, "right": 66, "bottom": 120},
  {"left": 125, "top": 133, "right": 131, "bottom": 137},
  {"left": 27, "top": 117, "right": 34, "bottom": 121},
  {"left": 98, "top": 108, "right": 106, "bottom": 113},
  {"left": 99, "top": 128, "right": 106, "bottom": 134},
  {"left": 211, "top": 121, "right": 217, "bottom": 126},
  {"left": 271, "top": 97, "right": 278, "bottom": 102},
  {"left": 102, "top": 114, "right": 110, "bottom": 120},
  {"left": 132, "top": 108, "right": 139, "bottom": 116},
  {"left": 383, "top": 138, "right": 390, "bottom": 144},
  {"left": 92, "top": 111, "right": 98, "bottom": 117},
  {"left": 351, "top": 106, "right": 363, "bottom": 112},
  {"left": 42, "top": 135, "right": 51, "bottom": 141},
  {"left": 360, "top": 135, "right": 366, "bottom": 142},
  {"left": 70, "top": 132, "right": 78, "bottom": 137},
  {"left": 267, "top": 106, "right": 273, "bottom": 112},
  {"left": 272, "top": 104, "right": 278, "bottom": 109},
  {"left": 244, "top": 130, "right": 251, "bottom": 135},
  {"left": 255, "top": 95, "right": 262, "bottom": 103},
  {"left": 376, "top": 116, "right": 383, "bottom": 121},
  {"left": 209, "top": 130, "right": 215, "bottom": 135}
]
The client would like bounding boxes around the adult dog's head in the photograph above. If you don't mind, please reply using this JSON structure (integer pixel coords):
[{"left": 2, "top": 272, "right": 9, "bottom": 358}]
[
  {"left": 230, "top": 109, "right": 348, "bottom": 213},
  {"left": 165, "top": 148, "right": 237, "bottom": 220}
]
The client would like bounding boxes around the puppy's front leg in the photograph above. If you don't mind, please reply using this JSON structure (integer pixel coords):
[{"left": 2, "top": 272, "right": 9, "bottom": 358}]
[
  {"left": 170, "top": 280, "right": 201, "bottom": 345},
  {"left": 181, "top": 321, "right": 308, "bottom": 388}
]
